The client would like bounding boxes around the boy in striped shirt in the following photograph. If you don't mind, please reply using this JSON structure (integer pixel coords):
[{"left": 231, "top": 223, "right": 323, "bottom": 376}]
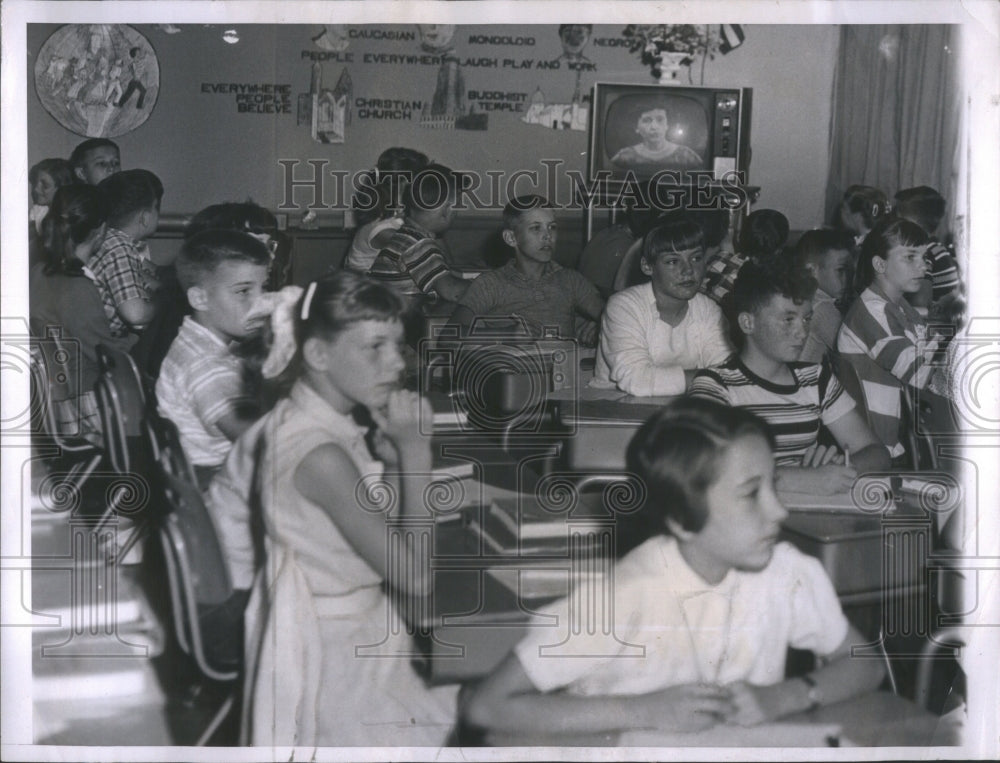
[
  {"left": 157, "top": 230, "right": 270, "bottom": 488},
  {"left": 893, "top": 186, "right": 961, "bottom": 307},
  {"left": 691, "top": 258, "right": 888, "bottom": 495},
  {"left": 368, "top": 163, "right": 469, "bottom": 306}
]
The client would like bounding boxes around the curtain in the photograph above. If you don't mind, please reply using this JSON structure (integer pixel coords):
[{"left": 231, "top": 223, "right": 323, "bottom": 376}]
[{"left": 824, "top": 25, "right": 961, "bottom": 227}]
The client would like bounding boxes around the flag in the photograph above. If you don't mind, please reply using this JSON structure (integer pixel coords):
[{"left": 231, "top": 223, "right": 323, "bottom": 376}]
[{"left": 719, "top": 24, "right": 745, "bottom": 54}]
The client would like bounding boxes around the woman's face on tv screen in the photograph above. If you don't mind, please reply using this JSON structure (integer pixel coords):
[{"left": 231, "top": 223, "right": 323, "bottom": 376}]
[{"left": 636, "top": 109, "right": 668, "bottom": 142}]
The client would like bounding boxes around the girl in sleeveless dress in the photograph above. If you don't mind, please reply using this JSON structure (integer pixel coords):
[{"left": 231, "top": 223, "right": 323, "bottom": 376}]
[{"left": 241, "top": 272, "right": 456, "bottom": 747}]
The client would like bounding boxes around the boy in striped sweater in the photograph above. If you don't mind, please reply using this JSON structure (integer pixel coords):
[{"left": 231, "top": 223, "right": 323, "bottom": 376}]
[
  {"left": 368, "top": 163, "right": 469, "bottom": 305},
  {"left": 837, "top": 217, "right": 945, "bottom": 461},
  {"left": 691, "top": 258, "right": 888, "bottom": 495},
  {"left": 893, "top": 186, "right": 961, "bottom": 309}
]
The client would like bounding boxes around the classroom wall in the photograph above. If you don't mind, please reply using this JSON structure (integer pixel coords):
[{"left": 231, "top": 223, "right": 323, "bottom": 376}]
[{"left": 26, "top": 23, "right": 838, "bottom": 232}]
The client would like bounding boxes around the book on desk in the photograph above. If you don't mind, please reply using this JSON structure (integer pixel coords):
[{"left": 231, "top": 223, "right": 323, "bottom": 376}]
[
  {"left": 465, "top": 496, "right": 612, "bottom": 599},
  {"left": 468, "top": 497, "right": 610, "bottom": 553}
]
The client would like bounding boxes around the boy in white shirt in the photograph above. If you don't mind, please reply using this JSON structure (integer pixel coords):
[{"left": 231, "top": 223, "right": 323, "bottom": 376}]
[{"left": 592, "top": 214, "right": 732, "bottom": 396}]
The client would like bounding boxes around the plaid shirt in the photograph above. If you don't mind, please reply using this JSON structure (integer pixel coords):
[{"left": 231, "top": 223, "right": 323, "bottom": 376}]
[
  {"left": 700, "top": 247, "right": 746, "bottom": 307},
  {"left": 88, "top": 227, "right": 154, "bottom": 337}
]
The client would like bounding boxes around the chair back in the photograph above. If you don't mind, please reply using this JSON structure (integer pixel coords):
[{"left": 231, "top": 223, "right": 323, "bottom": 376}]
[
  {"left": 913, "top": 626, "right": 965, "bottom": 712},
  {"left": 139, "top": 413, "right": 243, "bottom": 744},
  {"left": 899, "top": 384, "right": 940, "bottom": 470},
  {"left": 30, "top": 339, "right": 94, "bottom": 448},
  {"left": 577, "top": 224, "right": 636, "bottom": 298},
  {"left": 157, "top": 441, "right": 239, "bottom": 681},
  {"left": 29, "top": 343, "right": 59, "bottom": 442},
  {"left": 611, "top": 238, "right": 645, "bottom": 293},
  {"left": 94, "top": 343, "right": 155, "bottom": 474}
]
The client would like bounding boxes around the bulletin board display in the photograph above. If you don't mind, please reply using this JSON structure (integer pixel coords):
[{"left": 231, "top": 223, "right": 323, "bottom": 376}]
[
  {"left": 26, "top": 23, "right": 838, "bottom": 229},
  {"left": 34, "top": 24, "right": 160, "bottom": 138}
]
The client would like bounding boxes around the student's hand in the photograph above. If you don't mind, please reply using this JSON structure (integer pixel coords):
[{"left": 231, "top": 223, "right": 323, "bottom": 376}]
[
  {"left": 638, "top": 683, "right": 733, "bottom": 732},
  {"left": 723, "top": 681, "right": 782, "bottom": 726},
  {"left": 801, "top": 443, "right": 845, "bottom": 468},
  {"left": 577, "top": 320, "right": 599, "bottom": 348},
  {"left": 371, "top": 389, "right": 432, "bottom": 448}
]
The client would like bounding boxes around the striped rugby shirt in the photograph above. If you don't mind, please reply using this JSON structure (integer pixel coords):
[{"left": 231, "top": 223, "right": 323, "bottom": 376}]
[
  {"left": 690, "top": 357, "right": 855, "bottom": 466},
  {"left": 368, "top": 219, "right": 450, "bottom": 297},
  {"left": 924, "top": 239, "right": 961, "bottom": 302},
  {"left": 837, "top": 283, "right": 940, "bottom": 457}
]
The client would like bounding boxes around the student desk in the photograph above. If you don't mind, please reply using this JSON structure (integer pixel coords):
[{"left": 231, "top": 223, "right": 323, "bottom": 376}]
[
  {"left": 419, "top": 395, "right": 946, "bottom": 687},
  {"left": 549, "top": 388, "right": 942, "bottom": 605},
  {"left": 548, "top": 385, "right": 675, "bottom": 472},
  {"left": 479, "top": 691, "right": 954, "bottom": 747},
  {"left": 418, "top": 494, "right": 935, "bottom": 686}
]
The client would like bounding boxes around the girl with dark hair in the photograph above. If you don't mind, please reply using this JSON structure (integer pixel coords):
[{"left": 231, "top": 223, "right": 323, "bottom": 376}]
[
  {"left": 610, "top": 102, "right": 703, "bottom": 168},
  {"left": 29, "top": 157, "right": 76, "bottom": 264},
  {"left": 836, "top": 185, "right": 891, "bottom": 247},
  {"left": 29, "top": 158, "right": 75, "bottom": 234},
  {"left": 462, "top": 397, "right": 881, "bottom": 741},
  {"left": 837, "top": 217, "right": 945, "bottom": 460},
  {"left": 29, "top": 184, "right": 133, "bottom": 440}
]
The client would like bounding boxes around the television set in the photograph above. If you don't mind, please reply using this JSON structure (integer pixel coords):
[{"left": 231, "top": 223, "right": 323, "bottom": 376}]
[{"left": 588, "top": 82, "right": 752, "bottom": 188}]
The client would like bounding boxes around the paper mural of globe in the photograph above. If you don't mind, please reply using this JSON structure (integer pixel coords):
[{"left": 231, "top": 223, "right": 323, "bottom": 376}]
[{"left": 34, "top": 24, "right": 159, "bottom": 138}]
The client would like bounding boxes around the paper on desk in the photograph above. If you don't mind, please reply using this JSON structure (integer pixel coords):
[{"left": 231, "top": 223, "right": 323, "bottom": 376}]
[
  {"left": 620, "top": 722, "right": 849, "bottom": 748},
  {"left": 486, "top": 566, "right": 605, "bottom": 600},
  {"left": 490, "top": 496, "right": 610, "bottom": 539},
  {"left": 431, "top": 460, "right": 475, "bottom": 480},
  {"left": 780, "top": 473, "right": 963, "bottom": 514},
  {"left": 779, "top": 475, "right": 895, "bottom": 513}
]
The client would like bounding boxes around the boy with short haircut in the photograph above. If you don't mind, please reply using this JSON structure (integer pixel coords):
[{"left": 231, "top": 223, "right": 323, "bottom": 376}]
[
  {"left": 690, "top": 259, "right": 889, "bottom": 495},
  {"left": 592, "top": 213, "right": 732, "bottom": 396},
  {"left": 69, "top": 137, "right": 121, "bottom": 185},
  {"left": 449, "top": 195, "right": 604, "bottom": 343},
  {"left": 463, "top": 398, "right": 882, "bottom": 740},
  {"left": 368, "top": 163, "right": 469, "bottom": 304},
  {"left": 88, "top": 169, "right": 163, "bottom": 337},
  {"left": 793, "top": 229, "right": 854, "bottom": 363},
  {"left": 156, "top": 229, "right": 270, "bottom": 488},
  {"left": 893, "top": 186, "right": 961, "bottom": 306}
]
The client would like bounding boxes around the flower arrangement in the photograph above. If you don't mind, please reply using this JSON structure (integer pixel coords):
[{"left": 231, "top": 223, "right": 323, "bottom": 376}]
[{"left": 622, "top": 24, "right": 720, "bottom": 79}]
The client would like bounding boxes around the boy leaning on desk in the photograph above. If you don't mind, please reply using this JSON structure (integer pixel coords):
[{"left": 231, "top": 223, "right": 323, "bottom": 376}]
[
  {"left": 461, "top": 398, "right": 883, "bottom": 741},
  {"left": 690, "top": 256, "right": 890, "bottom": 495}
]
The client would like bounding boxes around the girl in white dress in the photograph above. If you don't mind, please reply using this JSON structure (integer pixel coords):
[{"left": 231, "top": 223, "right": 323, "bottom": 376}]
[{"left": 241, "top": 272, "right": 456, "bottom": 747}]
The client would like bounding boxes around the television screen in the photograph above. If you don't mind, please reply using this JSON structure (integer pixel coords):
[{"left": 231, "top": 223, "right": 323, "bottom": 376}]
[
  {"left": 602, "top": 93, "right": 711, "bottom": 175},
  {"left": 589, "top": 83, "right": 751, "bottom": 192}
]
